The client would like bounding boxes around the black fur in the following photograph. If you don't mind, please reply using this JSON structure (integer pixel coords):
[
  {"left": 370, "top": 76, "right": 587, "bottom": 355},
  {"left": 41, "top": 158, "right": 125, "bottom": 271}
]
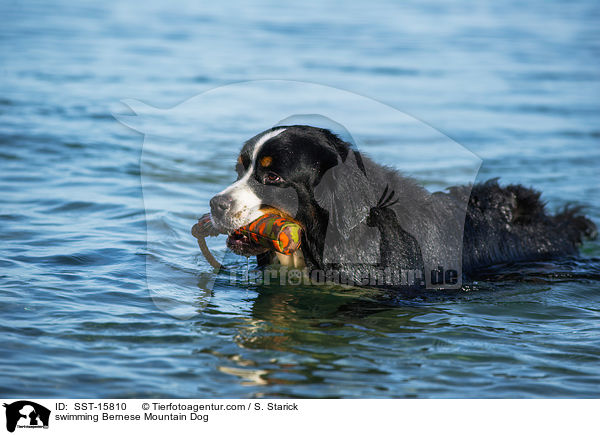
[{"left": 212, "top": 125, "right": 597, "bottom": 289}]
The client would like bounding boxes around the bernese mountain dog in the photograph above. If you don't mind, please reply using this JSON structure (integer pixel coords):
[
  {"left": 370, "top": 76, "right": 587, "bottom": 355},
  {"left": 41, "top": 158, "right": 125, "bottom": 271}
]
[{"left": 208, "top": 125, "right": 597, "bottom": 290}]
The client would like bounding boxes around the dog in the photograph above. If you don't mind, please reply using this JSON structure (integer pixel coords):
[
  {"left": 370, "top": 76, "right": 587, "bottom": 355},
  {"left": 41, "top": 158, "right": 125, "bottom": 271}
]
[{"left": 208, "top": 125, "right": 597, "bottom": 289}]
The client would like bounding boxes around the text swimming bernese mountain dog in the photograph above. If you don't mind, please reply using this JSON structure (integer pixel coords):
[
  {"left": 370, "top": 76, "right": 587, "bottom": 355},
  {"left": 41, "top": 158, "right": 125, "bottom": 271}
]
[{"left": 208, "top": 125, "right": 597, "bottom": 290}]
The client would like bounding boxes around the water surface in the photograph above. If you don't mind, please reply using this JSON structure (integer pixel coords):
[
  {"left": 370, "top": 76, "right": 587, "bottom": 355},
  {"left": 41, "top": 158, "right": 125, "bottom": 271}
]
[{"left": 1, "top": 0, "right": 599, "bottom": 398}]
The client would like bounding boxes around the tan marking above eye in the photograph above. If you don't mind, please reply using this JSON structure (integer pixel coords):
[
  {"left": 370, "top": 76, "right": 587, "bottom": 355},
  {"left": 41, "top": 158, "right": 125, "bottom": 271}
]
[
  {"left": 237, "top": 156, "right": 243, "bottom": 165},
  {"left": 260, "top": 156, "right": 273, "bottom": 167}
]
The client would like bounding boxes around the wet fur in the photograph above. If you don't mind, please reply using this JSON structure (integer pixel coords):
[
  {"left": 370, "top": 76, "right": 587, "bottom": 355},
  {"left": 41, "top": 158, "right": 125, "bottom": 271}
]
[{"left": 213, "top": 125, "right": 597, "bottom": 288}]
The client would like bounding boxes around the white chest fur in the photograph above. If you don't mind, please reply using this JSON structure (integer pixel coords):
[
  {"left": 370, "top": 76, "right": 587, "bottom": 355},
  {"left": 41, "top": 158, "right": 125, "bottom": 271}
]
[{"left": 274, "top": 250, "right": 306, "bottom": 268}]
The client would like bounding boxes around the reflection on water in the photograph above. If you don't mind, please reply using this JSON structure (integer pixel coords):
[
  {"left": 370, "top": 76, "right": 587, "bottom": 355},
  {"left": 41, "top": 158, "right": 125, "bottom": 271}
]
[{"left": 184, "top": 256, "right": 600, "bottom": 397}]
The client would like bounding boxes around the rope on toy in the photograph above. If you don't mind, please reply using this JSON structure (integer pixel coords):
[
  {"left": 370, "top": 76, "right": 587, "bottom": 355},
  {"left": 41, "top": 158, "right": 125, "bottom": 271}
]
[
  {"left": 191, "top": 212, "right": 303, "bottom": 269},
  {"left": 191, "top": 214, "right": 225, "bottom": 270}
]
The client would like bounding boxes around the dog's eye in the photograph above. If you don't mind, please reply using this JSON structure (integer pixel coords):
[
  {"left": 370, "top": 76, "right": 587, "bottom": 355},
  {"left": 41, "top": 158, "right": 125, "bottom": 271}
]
[{"left": 264, "top": 172, "right": 282, "bottom": 184}]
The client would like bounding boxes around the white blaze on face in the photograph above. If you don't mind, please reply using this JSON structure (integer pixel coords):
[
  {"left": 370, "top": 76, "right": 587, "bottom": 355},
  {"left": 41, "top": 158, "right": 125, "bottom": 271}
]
[{"left": 214, "top": 128, "right": 287, "bottom": 230}]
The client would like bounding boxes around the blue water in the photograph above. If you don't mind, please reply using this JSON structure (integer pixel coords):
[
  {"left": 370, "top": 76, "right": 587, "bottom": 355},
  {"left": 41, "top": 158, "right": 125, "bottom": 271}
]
[{"left": 1, "top": 0, "right": 600, "bottom": 398}]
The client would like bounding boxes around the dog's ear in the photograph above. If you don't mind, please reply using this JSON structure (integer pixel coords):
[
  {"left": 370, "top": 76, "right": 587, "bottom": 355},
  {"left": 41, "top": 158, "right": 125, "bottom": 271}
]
[
  {"left": 314, "top": 150, "right": 373, "bottom": 239},
  {"left": 314, "top": 150, "right": 381, "bottom": 264}
]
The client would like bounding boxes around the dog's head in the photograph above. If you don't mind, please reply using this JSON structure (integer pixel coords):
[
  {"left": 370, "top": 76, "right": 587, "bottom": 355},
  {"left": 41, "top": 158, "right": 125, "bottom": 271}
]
[{"left": 210, "top": 125, "right": 371, "bottom": 259}]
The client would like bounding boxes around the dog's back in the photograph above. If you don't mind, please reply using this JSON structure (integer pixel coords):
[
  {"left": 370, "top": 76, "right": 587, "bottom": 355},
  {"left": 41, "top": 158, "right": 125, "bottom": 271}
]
[
  {"left": 316, "top": 151, "right": 597, "bottom": 284},
  {"left": 455, "top": 179, "right": 598, "bottom": 273}
]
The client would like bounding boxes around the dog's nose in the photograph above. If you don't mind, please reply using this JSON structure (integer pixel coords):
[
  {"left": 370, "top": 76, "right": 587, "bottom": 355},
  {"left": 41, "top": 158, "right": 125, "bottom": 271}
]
[{"left": 210, "top": 194, "right": 233, "bottom": 215}]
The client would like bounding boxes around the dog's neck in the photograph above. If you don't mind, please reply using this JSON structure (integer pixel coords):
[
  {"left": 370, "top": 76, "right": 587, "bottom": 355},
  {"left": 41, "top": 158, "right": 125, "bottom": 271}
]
[{"left": 295, "top": 203, "right": 330, "bottom": 270}]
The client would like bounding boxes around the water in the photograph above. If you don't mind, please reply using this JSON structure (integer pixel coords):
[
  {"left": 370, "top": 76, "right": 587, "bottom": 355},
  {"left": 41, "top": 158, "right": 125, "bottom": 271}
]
[{"left": 1, "top": 0, "right": 600, "bottom": 398}]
